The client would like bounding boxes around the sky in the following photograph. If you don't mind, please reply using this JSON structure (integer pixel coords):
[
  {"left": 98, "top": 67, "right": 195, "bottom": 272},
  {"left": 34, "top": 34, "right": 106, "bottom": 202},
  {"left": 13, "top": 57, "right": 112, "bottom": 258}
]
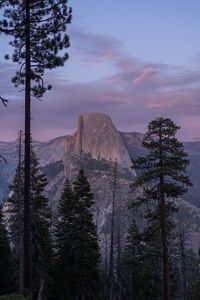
[{"left": 0, "top": 0, "right": 200, "bottom": 142}]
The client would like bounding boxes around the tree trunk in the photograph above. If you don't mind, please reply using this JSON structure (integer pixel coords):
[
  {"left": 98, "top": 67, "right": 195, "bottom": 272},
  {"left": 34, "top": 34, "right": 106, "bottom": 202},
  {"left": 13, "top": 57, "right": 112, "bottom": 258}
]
[
  {"left": 180, "top": 231, "right": 187, "bottom": 300},
  {"left": 160, "top": 180, "right": 170, "bottom": 300},
  {"left": 108, "top": 161, "right": 117, "bottom": 300},
  {"left": 18, "top": 130, "right": 24, "bottom": 292},
  {"left": 104, "top": 233, "right": 108, "bottom": 298},
  {"left": 24, "top": 0, "right": 32, "bottom": 292},
  {"left": 159, "top": 127, "right": 170, "bottom": 300},
  {"left": 117, "top": 215, "right": 121, "bottom": 298},
  {"left": 37, "top": 277, "right": 45, "bottom": 300}
]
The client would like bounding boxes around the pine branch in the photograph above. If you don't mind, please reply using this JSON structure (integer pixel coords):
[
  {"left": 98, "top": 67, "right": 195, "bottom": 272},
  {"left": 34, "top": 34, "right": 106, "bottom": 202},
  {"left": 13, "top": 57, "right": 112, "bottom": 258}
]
[
  {"left": 0, "top": 96, "right": 8, "bottom": 107},
  {"left": 31, "top": 94, "right": 42, "bottom": 101},
  {"left": 0, "top": 27, "right": 15, "bottom": 35},
  {"left": 0, "top": 154, "right": 7, "bottom": 164}
]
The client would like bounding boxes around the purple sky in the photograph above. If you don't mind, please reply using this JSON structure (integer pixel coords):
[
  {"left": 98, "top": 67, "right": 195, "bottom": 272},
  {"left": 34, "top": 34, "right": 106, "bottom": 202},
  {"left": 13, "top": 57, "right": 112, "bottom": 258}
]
[{"left": 0, "top": 0, "right": 200, "bottom": 142}]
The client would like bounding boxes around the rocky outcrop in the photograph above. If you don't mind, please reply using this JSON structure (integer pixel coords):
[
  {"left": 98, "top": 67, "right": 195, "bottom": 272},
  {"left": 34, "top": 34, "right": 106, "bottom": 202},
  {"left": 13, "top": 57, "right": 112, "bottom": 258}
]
[
  {"left": 64, "top": 112, "right": 135, "bottom": 174},
  {"left": 1, "top": 112, "right": 200, "bottom": 251}
]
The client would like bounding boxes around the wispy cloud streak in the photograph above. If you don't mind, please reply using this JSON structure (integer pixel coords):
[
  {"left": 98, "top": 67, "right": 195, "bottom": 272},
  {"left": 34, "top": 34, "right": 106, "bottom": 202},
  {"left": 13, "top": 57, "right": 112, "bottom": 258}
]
[{"left": 1, "top": 28, "right": 200, "bottom": 141}]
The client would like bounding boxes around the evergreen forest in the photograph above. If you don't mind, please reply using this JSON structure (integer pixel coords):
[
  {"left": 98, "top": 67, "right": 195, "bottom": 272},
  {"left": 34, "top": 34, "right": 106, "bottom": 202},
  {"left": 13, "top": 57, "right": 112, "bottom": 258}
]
[
  {"left": 0, "top": 119, "right": 200, "bottom": 300},
  {"left": 0, "top": 0, "right": 200, "bottom": 300}
]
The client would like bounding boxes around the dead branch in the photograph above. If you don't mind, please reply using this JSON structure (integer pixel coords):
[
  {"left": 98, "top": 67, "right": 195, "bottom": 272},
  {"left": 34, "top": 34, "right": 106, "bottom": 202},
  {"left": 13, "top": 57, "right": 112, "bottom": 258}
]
[
  {"left": 0, "top": 96, "right": 8, "bottom": 107},
  {"left": 0, "top": 154, "right": 7, "bottom": 164}
]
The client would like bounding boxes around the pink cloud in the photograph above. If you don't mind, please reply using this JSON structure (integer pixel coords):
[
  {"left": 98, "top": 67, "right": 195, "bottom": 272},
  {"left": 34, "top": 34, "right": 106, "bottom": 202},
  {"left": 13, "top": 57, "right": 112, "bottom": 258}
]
[
  {"left": 1, "top": 28, "right": 200, "bottom": 142},
  {"left": 133, "top": 67, "right": 160, "bottom": 84},
  {"left": 190, "top": 137, "right": 200, "bottom": 142}
]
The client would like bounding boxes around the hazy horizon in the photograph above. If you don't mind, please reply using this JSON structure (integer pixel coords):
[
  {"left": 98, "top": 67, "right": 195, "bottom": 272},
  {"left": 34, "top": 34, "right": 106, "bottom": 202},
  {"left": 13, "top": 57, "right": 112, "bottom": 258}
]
[{"left": 0, "top": 111, "right": 199, "bottom": 143}]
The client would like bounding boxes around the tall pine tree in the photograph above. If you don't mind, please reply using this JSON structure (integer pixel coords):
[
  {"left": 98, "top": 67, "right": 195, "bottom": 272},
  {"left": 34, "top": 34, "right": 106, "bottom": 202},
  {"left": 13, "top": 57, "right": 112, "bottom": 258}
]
[
  {"left": 0, "top": 204, "right": 16, "bottom": 295},
  {"left": 52, "top": 170, "right": 102, "bottom": 300},
  {"left": 131, "top": 117, "right": 192, "bottom": 300},
  {"left": 51, "top": 179, "right": 77, "bottom": 300},
  {"left": 0, "top": 1, "right": 72, "bottom": 291},
  {"left": 122, "top": 219, "right": 163, "bottom": 300},
  {"left": 30, "top": 152, "right": 52, "bottom": 298},
  {"left": 6, "top": 151, "right": 52, "bottom": 297}
]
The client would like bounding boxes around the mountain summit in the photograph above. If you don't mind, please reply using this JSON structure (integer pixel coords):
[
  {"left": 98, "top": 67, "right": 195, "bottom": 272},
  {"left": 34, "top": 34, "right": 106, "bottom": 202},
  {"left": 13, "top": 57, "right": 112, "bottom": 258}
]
[
  {"left": 1, "top": 112, "right": 200, "bottom": 250},
  {"left": 64, "top": 112, "right": 135, "bottom": 173}
]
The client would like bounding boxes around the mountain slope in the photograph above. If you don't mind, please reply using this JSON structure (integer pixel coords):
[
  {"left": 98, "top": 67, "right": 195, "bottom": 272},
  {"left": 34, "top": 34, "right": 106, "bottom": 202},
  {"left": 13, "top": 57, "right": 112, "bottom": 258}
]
[{"left": 1, "top": 112, "right": 200, "bottom": 250}]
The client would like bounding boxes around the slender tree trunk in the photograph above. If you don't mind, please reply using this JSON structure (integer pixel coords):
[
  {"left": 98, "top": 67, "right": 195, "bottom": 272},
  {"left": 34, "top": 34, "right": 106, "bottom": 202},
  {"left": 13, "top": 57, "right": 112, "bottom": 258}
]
[
  {"left": 24, "top": 0, "right": 32, "bottom": 292},
  {"left": 160, "top": 177, "right": 170, "bottom": 300},
  {"left": 108, "top": 161, "right": 117, "bottom": 300},
  {"left": 37, "top": 277, "right": 45, "bottom": 300},
  {"left": 117, "top": 215, "right": 121, "bottom": 298},
  {"left": 18, "top": 130, "right": 24, "bottom": 292},
  {"left": 159, "top": 127, "right": 170, "bottom": 300},
  {"left": 104, "top": 234, "right": 108, "bottom": 298},
  {"left": 180, "top": 231, "right": 187, "bottom": 300}
]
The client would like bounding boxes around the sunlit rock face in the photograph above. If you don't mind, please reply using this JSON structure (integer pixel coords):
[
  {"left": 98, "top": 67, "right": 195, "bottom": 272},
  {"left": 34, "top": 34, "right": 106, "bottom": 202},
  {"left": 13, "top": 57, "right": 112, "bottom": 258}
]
[
  {"left": 2, "top": 112, "right": 200, "bottom": 251},
  {"left": 64, "top": 112, "right": 135, "bottom": 174}
]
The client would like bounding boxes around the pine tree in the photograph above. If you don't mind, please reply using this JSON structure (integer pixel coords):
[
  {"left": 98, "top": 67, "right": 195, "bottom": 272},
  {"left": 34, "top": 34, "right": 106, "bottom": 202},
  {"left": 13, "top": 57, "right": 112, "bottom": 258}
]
[
  {"left": 52, "top": 170, "right": 102, "bottom": 300},
  {"left": 0, "top": 204, "right": 16, "bottom": 295},
  {"left": 131, "top": 117, "right": 192, "bottom": 300},
  {"left": 73, "top": 169, "right": 102, "bottom": 299},
  {"left": 30, "top": 152, "right": 52, "bottom": 298},
  {"left": 189, "top": 249, "right": 200, "bottom": 300},
  {"left": 122, "top": 219, "right": 162, "bottom": 300},
  {"left": 122, "top": 220, "right": 144, "bottom": 300},
  {"left": 108, "top": 161, "right": 117, "bottom": 300},
  {"left": 0, "top": 1, "right": 72, "bottom": 291},
  {"left": 6, "top": 151, "right": 52, "bottom": 297},
  {"left": 5, "top": 131, "right": 24, "bottom": 292},
  {"left": 50, "top": 179, "right": 77, "bottom": 300}
]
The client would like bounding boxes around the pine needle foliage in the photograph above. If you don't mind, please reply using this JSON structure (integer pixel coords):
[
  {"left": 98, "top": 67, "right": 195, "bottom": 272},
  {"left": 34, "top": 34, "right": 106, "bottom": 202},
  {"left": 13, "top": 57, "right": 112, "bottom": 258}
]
[
  {"left": 52, "top": 170, "right": 102, "bottom": 300},
  {"left": 122, "top": 220, "right": 162, "bottom": 299},
  {"left": 6, "top": 152, "right": 52, "bottom": 293},
  {"left": 131, "top": 117, "right": 192, "bottom": 300},
  {"left": 0, "top": 0, "right": 72, "bottom": 291},
  {"left": 0, "top": 205, "right": 16, "bottom": 295},
  {"left": 132, "top": 118, "right": 192, "bottom": 197},
  {"left": 0, "top": 0, "right": 72, "bottom": 98}
]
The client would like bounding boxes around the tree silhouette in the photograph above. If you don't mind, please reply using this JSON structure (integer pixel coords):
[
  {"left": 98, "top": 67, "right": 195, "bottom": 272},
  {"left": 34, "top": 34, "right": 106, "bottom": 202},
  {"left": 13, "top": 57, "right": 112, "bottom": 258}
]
[
  {"left": 0, "top": 0, "right": 72, "bottom": 292},
  {"left": 132, "top": 117, "right": 192, "bottom": 300}
]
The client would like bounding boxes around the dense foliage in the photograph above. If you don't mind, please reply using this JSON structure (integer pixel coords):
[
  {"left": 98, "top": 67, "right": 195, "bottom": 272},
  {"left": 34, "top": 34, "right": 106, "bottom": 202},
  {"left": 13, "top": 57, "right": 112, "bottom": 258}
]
[
  {"left": 0, "top": 0, "right": 72, "bottom": 97},
  {"left": 50, "top": 170, "right": 102, "bottom": 300},
  {"left": 129, "top": 118, "right": 192, "bottom": 299},
  {"left": 0, "top": 205, "right": 15, "bottom": 295},
  {"left": 6, "top": 152, "right": 52, "bottom": 295},
  {"left": 1, "top": 118, "right": 200, "bottom": 300}
]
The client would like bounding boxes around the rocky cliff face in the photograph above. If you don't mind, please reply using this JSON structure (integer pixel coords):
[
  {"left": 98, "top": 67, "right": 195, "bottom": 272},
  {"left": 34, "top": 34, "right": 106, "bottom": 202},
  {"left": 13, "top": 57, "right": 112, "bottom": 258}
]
[
  {"left": 57, "top": 113, "right": 136, "bottom": 239},
  {"left": 64, "top": 112, "right": 135, "bottom": 174},
  {"left": 1, "top": 112, "right": 200, "bottom": 250}
]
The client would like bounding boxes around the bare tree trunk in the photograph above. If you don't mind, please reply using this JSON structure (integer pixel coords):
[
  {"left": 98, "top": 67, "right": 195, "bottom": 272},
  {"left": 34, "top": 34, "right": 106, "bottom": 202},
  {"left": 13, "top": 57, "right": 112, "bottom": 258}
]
[
  {"left": 117, "top": 219, "right": 121, "bottom": 298},
  {"left": 18, "top": 130, "right": 24, "bottom": 292},
  {"left": 160, "top": 184, "right": 170, "bottom": 300},
  {"left": 180, "top": 231, "right": 187, "bottom": 300},
  {"left": 104, "top": 233, "right": 108, "bottom": 298},
  {"left": 37, "top": 277, "right": 45, "bottom": 300},
  {"left": 159, "top": 127, "right": 170, "bottom": 300},
  {"left": 24, "top": 0, "right": 32, "bottom": 292},
  {"left": 108, "top": 161, "right": 117, "bottom": 300}
]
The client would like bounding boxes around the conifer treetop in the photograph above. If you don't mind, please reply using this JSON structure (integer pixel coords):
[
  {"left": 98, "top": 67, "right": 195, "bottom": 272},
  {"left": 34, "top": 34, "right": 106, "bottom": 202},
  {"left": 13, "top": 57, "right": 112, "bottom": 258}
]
[
  {"left": 0, "top": 0, "right": 72, "bottom": 98},
  {"left": 132, "top": 117, "right": 192, "bottom": 198},
  {"left": 73, "top": 169, "right": 95, "bottom": 207}
]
